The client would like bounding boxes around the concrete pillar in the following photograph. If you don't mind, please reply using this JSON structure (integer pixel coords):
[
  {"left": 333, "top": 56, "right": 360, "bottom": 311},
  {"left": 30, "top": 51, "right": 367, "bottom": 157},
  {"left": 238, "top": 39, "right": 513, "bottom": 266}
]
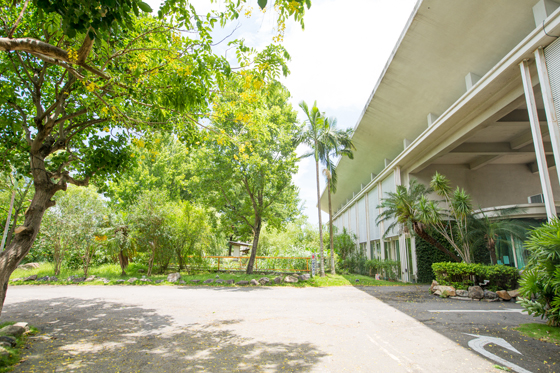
[
  {"left": 534, "top": 47, "right": 560, "bottom": 188},
  {"left": 520, "top": 59, "right": 557, "bottom": 220}
]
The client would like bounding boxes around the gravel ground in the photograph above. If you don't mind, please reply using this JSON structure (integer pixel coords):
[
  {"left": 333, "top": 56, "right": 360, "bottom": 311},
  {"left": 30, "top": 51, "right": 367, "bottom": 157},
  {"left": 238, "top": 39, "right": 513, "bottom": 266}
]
[{"left": 2, "top": 285, "right": 502, "bottom": 373}]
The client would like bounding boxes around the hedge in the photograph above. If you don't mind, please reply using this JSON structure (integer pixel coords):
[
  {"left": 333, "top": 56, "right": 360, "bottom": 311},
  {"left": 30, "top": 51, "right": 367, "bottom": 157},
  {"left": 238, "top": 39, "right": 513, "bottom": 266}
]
[{"left": 432, "top": 262, "right": 520, "bottom": 291}]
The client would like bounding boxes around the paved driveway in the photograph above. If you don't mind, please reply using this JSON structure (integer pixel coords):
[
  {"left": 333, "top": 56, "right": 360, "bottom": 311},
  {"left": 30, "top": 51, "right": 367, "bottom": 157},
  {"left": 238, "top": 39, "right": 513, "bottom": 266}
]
[{"left": 2, "top": 285, "right": 505, "bottom": 373}]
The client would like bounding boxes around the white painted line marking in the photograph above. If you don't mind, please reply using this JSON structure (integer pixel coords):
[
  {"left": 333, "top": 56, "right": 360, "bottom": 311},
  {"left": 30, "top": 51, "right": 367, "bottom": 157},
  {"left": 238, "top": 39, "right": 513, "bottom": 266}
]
[
  {"left": 427, "top": 309, "right": 523, "bottom": 313},
  {"left": 464, "top": 333, "right": 532, "bottom": 373}
]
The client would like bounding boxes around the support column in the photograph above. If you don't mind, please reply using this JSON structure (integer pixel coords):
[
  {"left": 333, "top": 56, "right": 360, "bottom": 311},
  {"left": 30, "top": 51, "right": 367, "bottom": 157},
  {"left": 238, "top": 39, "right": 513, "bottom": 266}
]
[
  {"left": 520, "top": 59, "right": 557, "bottom": 220},
  {"left": 535, "top": 47, "right": 560, "bottom": 186},
  {"left": 395, "top": 167, "right": 407, "bottom": 281}
]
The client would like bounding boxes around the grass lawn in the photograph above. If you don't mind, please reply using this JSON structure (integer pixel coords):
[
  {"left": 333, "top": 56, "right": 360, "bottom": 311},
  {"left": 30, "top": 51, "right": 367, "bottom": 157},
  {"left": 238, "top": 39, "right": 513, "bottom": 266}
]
[
  {"left": 514, "top": 323, "right": 560, "bottom": 345},
  {"left": 10, "top": 263, "right": 406, "bottom": 287},
  {"left": 0, "top": 322, "right": 38, "bottom": 373}
]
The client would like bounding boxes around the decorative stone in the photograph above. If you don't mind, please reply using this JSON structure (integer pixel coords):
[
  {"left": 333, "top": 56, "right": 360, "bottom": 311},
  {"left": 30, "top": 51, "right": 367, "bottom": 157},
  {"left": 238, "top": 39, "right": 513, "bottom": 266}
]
[
  {"left": 274, "top": 276, "right": 283, "bottom": 284},
  {"left": 167, "top": 273, "right": 181, "bottom": 283},
  {"left": 215, "top": 275, "right": 220, "bottom": 279},
  {"left": 127, "top": 278, "right": 138, "bottom": 283},
  {"left": 438, "top": 286, "right": 456, "bottom": 297},
  {"left": 115, "top": 279, "right": 125, "bottom": 283},
  {"left": 0, "top": 325, "right": 25, "bottom": 337},
  {"left": 85, "top": 275, "right": 96, "bottom": 282},
  {"left": 508, "top": 289, "right": 520, "bottom": 298},
  {"left": 13, "top": 322, "right": 28, "bottom": 331},
  {"left": 24, "top": 275, "right": 37, "bottom": 281},
  {"left": 191, "top": 279, "right": 200, "bottom": 283},
  {"left": 155, "top": 280, "right": 164, "bottom": 284},
  {"left": 72, "top": 277, "right": 85, "bottom": 283},
  {"left": 496, "top": 290, "right": 512, "bottom": 301},
  {"left": 236, "top": 281, "right": 249, "bottom": 286},
  {"left": 250, "top": 279, "right": 259, "bottom": 286},
  {"left": 226, "top": 279, "right": 234, "bottom": 285},
  {"left": 203, "top": 279, "right": 214, "bottom": 284},
  {"left": 215, "top": 279, "right": 224, "bottom": 283},
  {"left": 17, "top": 263, "right": 40, "bottom": 270},
  {"left": 10, "top": 278, "right": 23, "bottom": 282},
  {"left": 0, "top": 336, "right": 16, "bottom": 347},
  {"left": 484, "top": 290, "right": 498, "bottom": 299},
  {"left": 430, "top": 280, "right": 439, "bottom": 293},
  {"left": 298, "top": 274, "right": 311, "bottom": 281},
  {"left": 50, "top": 276, "right": 58, "bottom": 282},
  {"left": 284, "top": 275, "right": 298, "bottom": 283},
  {"left": 139, "top": 278, "right": 151, "bottom": 282},
  {"left": 0, "top": 342, "right": 11, "bottom": 348},
  {"left": 258, "top": 277, "right": 270, "bottom": 285},
  {"left": 0, "top": 346, "right": 10, "bottom": 358},
  {"left": 100, "top": 278, "right": 110, "bottom": 284},
  {"left": 178, "top": 280, "right": 186, "bottom": 284},
  {"left": 468, "top": 286, "right": 484, "bottom": 299},
  {"left": 456, "top": 290, "right": 469, "bottom": 297},
  {"left": 37, "top": 276, "right": 49, "bottom": 281}
]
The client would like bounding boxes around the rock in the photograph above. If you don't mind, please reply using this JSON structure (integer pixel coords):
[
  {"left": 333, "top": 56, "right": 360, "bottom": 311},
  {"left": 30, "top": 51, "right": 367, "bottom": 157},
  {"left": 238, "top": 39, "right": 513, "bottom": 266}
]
[
  {"left": 24, "top": 275, "right": 37, "bottom": 281},
  {"left": 72, "top": 277, "right": 85, "bottom": 283},
  {"left": 36, "top": 276, "right": 49, "bottom": 281},
  {"left": 0, "top": 336, "right": 16, "bottom": 347},
  {"left": 0, "top": 347, "right": 10, "bottom": 358},
  {"left": 215, "top": 279, "right": 224, "bottom": 283},
  {"left": 484, "top": 290, "right": 498, "bottom": 299},
  {"left": 0, "top": 342, "right": 11, "bottom": 348},
  {"left": 496, "top": 290, "right": 512, "bottom": 301},
  {"left": 85, "top": 275, "right": 96, "bottom": 282},
  {"left": 456, "top": 290, "right": 469, "bottom": 297},
  {"left": 100, "top": 278, "right": 110, "bottom": 284},
  {"left": 438, "top": 286, "right": 456, "bottom": 297},
  {"left": 258, "top": 277, "right": 270, "bottom": 285},
  {"left": 508, "top": 289, "right": 520, "bottom": 298},
  {"left": 49, "top": 276, "right": 58, "bottom": 282},
  {"left": 236, "top": 281, "right": 249, "bottom": 286},
  {"left": 141, "top": 276, "right": 146, "bottom": 279},
  {"left": 178, "top": 280, "right": 186, "bottom": 284},
  {"left": 298, "top": 274, "right": 311, "bottom": 281},
  {"left": 17, "top": 263, "right": 40, "bottom": 270},
  {"left": 434, "top": 289, "right": 442, "bottom": 296},
  {"left": 215, "top": 275, "right": 220, "bottom": 279},
  {"left": 250, "top": 279, "right": 259, "bottom": 286},
  {"left": 139, "top": 278, "right": 151, "bottom": 282},
  {"left": 355, "top": 279, "right": 360, "bottom": 282},
  {"left": 284, "top": 275, "right": 298, "bottom": 283},
  {"left": 13, "top": 322, "right": 28, "bottom": 331},
  {"left": 167, "top": 273, "right": 181, "bottom": 283},
  {"left": 155, "top": 280, "right": 164, "bottom": 284},
  {"left": 274, "top": 276, "right": 283, "bottom": 284},
  {"left": 127, "top": 278, "right": 138, "bottom": 283},
  {"left": 0, "top": 325, "right": 25, "bottom": 337},
  {"left": 138, "top": 269, "right": 145, "bottom": 273},
  {"left": 115, "top": 279, "right": 125, "bottom": 283},
  {"left": 430, "top": 280, "right": 439, "bottom": 293},
  {"left": 191, "top": 279, "right": 200, "bottom": 283},
  {"left": 468, "top": 286, "right": 484, "bottom": 299},
  {"left": 203, "top": 279, "right": 214, "bottom": 284},
  {"left": 226, "top": 280, "right": 234, "bottom": 285},
  {"left": 10, "top": 278, "right": 23, "bottom": 282}
]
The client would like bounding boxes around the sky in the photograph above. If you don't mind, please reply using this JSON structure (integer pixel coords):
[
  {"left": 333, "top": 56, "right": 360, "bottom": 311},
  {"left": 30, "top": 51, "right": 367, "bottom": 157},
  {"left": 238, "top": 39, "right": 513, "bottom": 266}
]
[{"left": 146, "top": 0, "right": 418, "bottom": 225}]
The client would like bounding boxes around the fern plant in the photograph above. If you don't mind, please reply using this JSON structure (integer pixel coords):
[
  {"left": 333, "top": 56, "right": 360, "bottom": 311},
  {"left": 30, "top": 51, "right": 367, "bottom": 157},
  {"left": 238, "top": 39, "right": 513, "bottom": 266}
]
[{"left": 518, "top": 219, "right": 560, "bottom": 326}]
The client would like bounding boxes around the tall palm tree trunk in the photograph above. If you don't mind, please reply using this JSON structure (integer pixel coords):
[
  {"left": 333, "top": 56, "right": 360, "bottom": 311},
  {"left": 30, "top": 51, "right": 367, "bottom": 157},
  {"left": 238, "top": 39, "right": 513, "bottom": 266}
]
[
  {"left": 315, "top": 159, "right": 325, "bottom": 277},
  {"left": 328, "top": 179, "right": 335, "bottom": 275}
]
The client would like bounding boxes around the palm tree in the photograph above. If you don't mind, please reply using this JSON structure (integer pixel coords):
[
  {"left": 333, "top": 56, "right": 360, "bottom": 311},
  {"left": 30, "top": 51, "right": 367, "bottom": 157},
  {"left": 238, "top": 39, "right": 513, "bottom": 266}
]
[
  {"left": 320, "top": 117, "right": 355, "bottom": 275},
  {"left": 468, "top": 207, "right": 530, "bottom": 265},
  {"left": 377, "top": 180, "right": 461, "bottom": 262}
]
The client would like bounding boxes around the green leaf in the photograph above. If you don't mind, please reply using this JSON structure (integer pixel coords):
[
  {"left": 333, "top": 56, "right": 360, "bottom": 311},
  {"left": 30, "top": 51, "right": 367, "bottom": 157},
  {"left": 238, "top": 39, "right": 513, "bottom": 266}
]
[
  {"left": 257, "top": 0, "right": 268, "bottom": 10},
  {"left": 138, "top": 1, "right": 153, "bottom": 13}
]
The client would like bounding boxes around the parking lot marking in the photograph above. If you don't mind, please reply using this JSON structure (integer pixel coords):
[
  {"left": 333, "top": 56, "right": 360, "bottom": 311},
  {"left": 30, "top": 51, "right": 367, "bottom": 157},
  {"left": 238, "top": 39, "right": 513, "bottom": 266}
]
[
  {"left": 427, "top": 309, "right": 523, "bottom": 313},
  {"left": 464, "top": 333, "right": 532, "bottom": 373}
]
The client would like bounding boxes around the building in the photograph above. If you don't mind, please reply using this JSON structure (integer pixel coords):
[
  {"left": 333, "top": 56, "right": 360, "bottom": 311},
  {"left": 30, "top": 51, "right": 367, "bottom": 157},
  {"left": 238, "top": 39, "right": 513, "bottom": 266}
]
[{"left": 321, "top": 0, "right": 560, "bottom": 282}]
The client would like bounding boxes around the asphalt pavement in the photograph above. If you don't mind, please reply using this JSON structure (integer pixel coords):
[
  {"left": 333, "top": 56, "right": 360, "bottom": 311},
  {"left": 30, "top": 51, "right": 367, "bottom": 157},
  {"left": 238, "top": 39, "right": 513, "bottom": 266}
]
[{"left": 0, "top": 284, "right": 506, "bottom": 373}]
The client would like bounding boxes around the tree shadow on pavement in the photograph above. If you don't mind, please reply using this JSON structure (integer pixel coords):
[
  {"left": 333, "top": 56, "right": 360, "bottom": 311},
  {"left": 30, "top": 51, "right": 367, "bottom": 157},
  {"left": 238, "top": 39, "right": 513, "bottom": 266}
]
[{"left": 2, "top": 297, "right": 326, "bottom": 373}]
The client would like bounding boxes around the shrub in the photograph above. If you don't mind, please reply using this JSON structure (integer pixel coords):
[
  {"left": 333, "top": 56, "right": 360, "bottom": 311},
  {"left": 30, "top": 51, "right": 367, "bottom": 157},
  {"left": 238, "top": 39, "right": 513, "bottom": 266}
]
[
  {"left": 432, "top": 262, "right": 519, "bottom": 291},
  {"left": 518, "top": 219, "right": 560, "bottom": 327}
]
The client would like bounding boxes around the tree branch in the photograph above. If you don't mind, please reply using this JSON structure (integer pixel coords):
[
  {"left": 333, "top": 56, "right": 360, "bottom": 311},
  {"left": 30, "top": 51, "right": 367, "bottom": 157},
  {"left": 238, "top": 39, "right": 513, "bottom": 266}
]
[{"left": 6, "top": 0, "right": 30, "bottom": 38}]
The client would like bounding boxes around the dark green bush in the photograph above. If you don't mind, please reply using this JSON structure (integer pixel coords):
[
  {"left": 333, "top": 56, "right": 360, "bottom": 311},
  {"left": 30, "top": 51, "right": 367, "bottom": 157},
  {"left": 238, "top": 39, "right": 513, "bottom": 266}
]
[
  {"left": 518, "top": 219, "right": 560, "bottom": 326},
  {"left": 432, "top": 262, "right": 519, "bottom": 291}
]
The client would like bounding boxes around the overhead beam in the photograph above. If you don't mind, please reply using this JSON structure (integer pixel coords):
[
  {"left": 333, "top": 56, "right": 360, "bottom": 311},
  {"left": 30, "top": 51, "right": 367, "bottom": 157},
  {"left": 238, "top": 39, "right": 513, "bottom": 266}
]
[
  {"left": 529, "top": 155, "right": 556, "bottom": 173},
  {"left": 469, "top": 155, "right": 504, "bottom": 170},
  {"left": 451, "top": 141, "right": 553, "bottom": 155},
  {"left": 510, "top": 129, "right": 535, "bottom": 149},
  {"left": 497, "top": 109, "right": 547, "bottom": 122}
]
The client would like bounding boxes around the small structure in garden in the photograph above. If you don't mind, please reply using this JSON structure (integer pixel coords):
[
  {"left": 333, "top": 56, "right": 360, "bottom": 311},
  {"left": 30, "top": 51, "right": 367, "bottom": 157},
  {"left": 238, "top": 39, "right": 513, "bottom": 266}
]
[{"left": 229, "top": 241, "right": 251, "bottom": 257}]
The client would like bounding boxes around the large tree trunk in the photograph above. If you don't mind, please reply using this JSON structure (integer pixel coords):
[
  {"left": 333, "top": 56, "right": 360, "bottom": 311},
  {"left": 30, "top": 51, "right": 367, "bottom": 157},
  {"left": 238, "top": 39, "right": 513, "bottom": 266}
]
[
  {"left": 246, "top": 217, "right": 262, "bottom": 274},
  {"left": 0, "top": 184, "right": 54, "bottom": 315},
  {"left": 412, "top": 222, "right": 461, "bottom": 262},
  {"left": 118, "top": 250, "right": 129, "bottom": 276},
  {"left": 315, "top": 159, "right": 325, "bottom": 277},
  {"left": 328, "top": 180, "right": 335, "bottom": 275}
]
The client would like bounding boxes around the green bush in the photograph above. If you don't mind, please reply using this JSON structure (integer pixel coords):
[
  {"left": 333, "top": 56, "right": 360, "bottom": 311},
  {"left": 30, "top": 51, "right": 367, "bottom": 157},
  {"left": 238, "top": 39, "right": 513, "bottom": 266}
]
[
  {"left": 432, "top": 262, "right": 519, "bottom": 291},
  {"left": 518, "top": 219, "right": 560, "bottom": 327},
  {"left": 340, "top": 256, "right": 401, "bottom": 280}
]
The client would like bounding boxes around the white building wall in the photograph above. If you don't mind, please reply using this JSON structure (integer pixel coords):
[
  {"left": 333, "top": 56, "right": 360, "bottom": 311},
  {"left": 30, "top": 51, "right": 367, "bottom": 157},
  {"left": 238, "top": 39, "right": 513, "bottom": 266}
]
[
  {"left": 349, "top": 204, "right": 357, "bottom": 236},
  {"left": 381, "top": 174, "right": 398, "bottom": 237},
  {"left": 368, "top": 186, "right": 380, "bottom": 240},
  {"left": 357, "top": 197, "right": 367, "bottom": 243}
]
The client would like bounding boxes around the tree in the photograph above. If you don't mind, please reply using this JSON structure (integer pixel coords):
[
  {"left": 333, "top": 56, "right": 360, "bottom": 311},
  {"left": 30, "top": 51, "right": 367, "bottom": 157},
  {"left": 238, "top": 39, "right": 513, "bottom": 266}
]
[
  {"left": 468, "top": 207, "right": 529, "bottom": 265},
  {"left": 319, "top": 116, "right": 355, "bottom": 275},
  {"left": 0, "top": 169, "right": 32, "bottom": 251},
  {"left": 190, "top": 79, "right": 300, "bottom": 274},
  {"left": 0, "top": 0, "right": 309, "bottom": 314},
  {"left": 377, "top": 179, "right": 461, "bottom": 262}
]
